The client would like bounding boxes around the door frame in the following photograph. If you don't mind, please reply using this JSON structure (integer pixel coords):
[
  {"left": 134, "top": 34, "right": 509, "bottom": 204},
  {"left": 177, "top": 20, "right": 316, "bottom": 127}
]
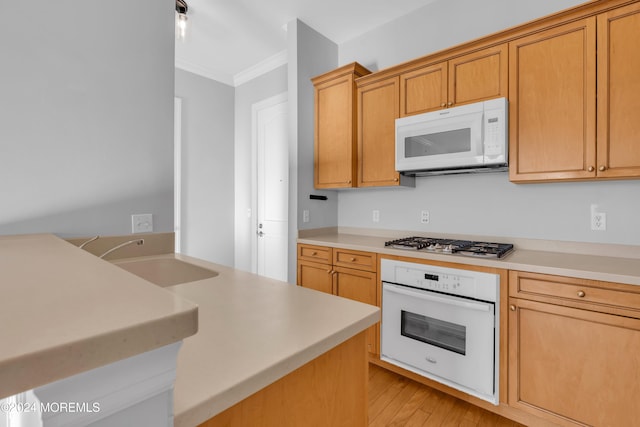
[
  {"left": 250, "top": 92, "right": 288, "bottom": 274},
  {"left": 174, "top": 97, "right": 182, "bottom": 254}
]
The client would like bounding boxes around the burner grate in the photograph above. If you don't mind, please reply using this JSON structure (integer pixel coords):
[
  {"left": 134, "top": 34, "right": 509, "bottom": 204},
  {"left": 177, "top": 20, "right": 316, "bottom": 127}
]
[{"left": 385, "top": 237, "right": 513, "bottom": 258}]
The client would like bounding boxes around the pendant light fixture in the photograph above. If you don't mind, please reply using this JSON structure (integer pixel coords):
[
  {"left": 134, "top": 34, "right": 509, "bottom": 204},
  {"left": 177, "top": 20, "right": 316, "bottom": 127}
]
[{"left": 176, "top": 0, "right": 189, "bottom": 41}]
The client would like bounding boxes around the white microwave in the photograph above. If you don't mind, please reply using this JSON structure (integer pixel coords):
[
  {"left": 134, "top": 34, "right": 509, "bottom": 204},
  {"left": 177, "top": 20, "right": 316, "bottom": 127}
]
[{"left": 395, "top": 97, "right": 508, "bottom": 175}]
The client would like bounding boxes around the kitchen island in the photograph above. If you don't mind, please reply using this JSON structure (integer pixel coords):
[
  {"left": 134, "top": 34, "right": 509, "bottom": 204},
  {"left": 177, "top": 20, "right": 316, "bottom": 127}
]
[
  {"left": 0, "top": 234, "right": 379, "bottom": 426},
  {"left": 159, "top": 254, "right": 380, "bottom": 426}
]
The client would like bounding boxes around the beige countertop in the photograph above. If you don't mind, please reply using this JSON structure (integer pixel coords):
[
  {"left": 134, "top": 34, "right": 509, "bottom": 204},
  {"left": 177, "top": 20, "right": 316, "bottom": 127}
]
[
  {"left": 0, "top": 234, "right": 198, "bottom": 400},
  {"left": 155, "top": 253, "right": 379, "bottom": 427},
  {"left": 298, "top": 229, "right": 640, "bottom": 286}
]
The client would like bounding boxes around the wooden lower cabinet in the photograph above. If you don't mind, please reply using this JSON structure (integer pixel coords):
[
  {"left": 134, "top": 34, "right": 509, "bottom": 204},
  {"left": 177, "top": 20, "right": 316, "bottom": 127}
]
[
  {"left": 509, "top": 271, "right": 640, "bottom": 426},
  {"left": 199, "top": 331, "right": 368, "bottom": 427},
  {"left": 297, "top": 259, "right": 333, "bottom": 294},
  {"left": 297, "top": 244, "right": 379, "bottom": 355},
  {"left": 334, "top": 266, "right": 377, "bottom": 354}
]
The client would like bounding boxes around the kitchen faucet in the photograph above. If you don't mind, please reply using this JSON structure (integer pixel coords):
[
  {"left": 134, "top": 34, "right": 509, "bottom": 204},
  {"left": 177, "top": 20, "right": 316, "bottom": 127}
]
[
  {"left": 99, "top": 239, "right": 144, "bottom": 259},
  {"left": 78, "top": 235, "right": 100, "bottom": 249}
]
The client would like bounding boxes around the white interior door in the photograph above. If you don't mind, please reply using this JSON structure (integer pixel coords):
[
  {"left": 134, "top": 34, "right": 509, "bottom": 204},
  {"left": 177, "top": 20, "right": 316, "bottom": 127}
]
[{"left": 253, "top": 93, "right": 288, "bottom": 281}]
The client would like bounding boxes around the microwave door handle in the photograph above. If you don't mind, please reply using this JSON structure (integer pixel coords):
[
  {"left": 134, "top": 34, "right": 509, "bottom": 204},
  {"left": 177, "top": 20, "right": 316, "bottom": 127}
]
[{"left": 384, "top": 283, "right": 492, "bottom": 312}]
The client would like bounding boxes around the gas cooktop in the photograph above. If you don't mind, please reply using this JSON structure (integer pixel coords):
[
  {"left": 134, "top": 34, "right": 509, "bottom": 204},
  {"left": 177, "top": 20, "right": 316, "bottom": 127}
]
[{"left": 384, "top": 236, "right": 514, "bottom": 259}]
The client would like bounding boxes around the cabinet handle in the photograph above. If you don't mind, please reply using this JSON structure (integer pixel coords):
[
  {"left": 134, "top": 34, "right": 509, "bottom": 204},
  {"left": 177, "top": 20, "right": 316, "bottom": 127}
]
[
  {"left": 577, "top": 290, "right": 586, "bottom": 298},
  {"left": 447, "top": 102, "right": 453, "bottom": 107},
  {"left": 510, "top": 305, "right": 516, "bottom": 311},
  {"left": 587, "top": 166, "right": 595, "bottom": 172},
  {"left": 599, "top": 165, "right": 606, "bottom": 172}
]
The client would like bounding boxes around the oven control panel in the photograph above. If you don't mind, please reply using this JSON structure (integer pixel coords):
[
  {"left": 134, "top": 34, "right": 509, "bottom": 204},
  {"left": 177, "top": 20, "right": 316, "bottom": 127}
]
[
  {"left": 397, "top": 268, "right": 475, "bottom": 297},
  {"left": 381, "top": 259, "right": 499, "bottom": 302}
]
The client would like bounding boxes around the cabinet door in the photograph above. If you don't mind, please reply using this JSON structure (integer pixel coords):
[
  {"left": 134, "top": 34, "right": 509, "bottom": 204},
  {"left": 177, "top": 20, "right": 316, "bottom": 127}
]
[
  {"left": 314, "top": 75, "right": 357, "bottom": 188},
  {"left": 509, "top": 18, "right": 596, "bottom": 182},
  {"left": 399, "top": 62, "right": 448, "bottom": 117},
  {"left": 357, "top": 77, "right": 401, "bottom": 187},
  {"left": 597, "top": 3, "right": 640, "bottom": 179},
  {"left": 334, "top": 266, "right": 378, "bottom": 354},
  {"left": 509, "top": 298, "right": 640, "bottom": 426},
  {"left": 449, "top": 44, "right": 508, "bottom": 107},
  {"left": 297, "top": 260, "right": 333, "bottom": 294}
]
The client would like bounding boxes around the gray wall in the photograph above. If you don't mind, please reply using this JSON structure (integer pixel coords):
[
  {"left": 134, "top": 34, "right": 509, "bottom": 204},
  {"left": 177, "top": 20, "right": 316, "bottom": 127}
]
[
  {"left": 234, "top": 65, "right": 288, "bottom": 272},
  {"left": 337, "top": 0, "right": 640, "bottom": 246},
  {"left": 288, "top": 20, "right": 339, "bottom": 282},
  {"left": 0, "top": 0, "right": 175, "bottom": 237},
  {"left": 175, "top": 69, "right": 235, "bottom": 266}
]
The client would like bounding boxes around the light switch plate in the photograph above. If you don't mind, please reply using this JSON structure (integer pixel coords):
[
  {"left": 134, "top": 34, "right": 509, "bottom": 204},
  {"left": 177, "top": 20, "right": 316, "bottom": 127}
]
[{"left": 132, "top": 214, "right": 153, "bottom": 233}]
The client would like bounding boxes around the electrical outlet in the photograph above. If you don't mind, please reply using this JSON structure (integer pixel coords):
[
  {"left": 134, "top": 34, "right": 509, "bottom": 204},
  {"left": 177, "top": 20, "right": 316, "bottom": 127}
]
[
  {"left": 132, "top": 214, "right": 153, "bottom": 233},
  {"left": 590, "top": 204, "right": 606, "bottom": 231},
  {"left": 303, "top": 209, "right": 310, "bottom": 223},
  {"left": 421, "top": 210, "right": 430, "bottom": 224},
  {"left": 372, "top": 210, "right": 380, "bottom": 223}
]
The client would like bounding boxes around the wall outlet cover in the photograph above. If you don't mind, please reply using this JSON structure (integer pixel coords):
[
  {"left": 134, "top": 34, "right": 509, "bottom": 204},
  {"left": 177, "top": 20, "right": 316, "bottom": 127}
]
[{"left": 132, "top": 214, "right": 153, "bottom": 233}]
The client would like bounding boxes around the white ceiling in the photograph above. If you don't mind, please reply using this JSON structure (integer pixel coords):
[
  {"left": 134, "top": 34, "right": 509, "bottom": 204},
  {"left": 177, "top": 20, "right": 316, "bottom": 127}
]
[{"left": 175, "top": 0, "right": 439, "bottom": 86}]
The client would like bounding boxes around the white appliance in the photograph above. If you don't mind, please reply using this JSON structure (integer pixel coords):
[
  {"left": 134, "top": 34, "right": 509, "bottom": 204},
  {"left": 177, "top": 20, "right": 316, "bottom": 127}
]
[
  {"left": 395, "top": 97, "right": 508, "bottom": 175},
  {"left": 381, "top": 258, "right": 500, "bottom": 404}
]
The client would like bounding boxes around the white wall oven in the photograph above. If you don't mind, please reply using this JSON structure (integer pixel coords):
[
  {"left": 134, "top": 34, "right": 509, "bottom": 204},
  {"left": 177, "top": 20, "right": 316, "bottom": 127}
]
[{"left": 381, "top": 258, "right": 500, "bottom": 404}]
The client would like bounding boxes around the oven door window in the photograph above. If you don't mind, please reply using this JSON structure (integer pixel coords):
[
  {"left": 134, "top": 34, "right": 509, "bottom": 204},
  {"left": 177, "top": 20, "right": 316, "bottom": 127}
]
[{"left": 400, "top": 310, "right": 466, "bottom": 355}]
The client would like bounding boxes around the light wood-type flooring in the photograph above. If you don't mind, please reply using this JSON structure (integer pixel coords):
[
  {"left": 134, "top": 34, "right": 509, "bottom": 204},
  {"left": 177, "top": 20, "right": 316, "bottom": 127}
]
[{"left": 369, "top": 364, "right": 524, "bottom": 427}]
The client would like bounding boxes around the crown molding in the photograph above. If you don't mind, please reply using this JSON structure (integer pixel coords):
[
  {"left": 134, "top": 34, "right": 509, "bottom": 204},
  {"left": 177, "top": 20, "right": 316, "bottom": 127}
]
[
  {"left": 175, "top": 58, "right": 235, "bottom": 87},
  {"left": 233, "top": 50, "right": 288, "bottom": 87}
]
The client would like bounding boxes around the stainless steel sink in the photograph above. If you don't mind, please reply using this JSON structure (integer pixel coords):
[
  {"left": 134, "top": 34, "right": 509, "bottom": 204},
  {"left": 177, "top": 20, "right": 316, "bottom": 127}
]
[{"left": 112, "top": 257, "right": 218, "bottom": 287}]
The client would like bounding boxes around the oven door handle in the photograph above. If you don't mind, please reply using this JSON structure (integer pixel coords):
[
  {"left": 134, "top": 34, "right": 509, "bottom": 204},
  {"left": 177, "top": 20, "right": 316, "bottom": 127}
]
[{"left": 383, "top": 283, "right": 492, "bottom": 312}]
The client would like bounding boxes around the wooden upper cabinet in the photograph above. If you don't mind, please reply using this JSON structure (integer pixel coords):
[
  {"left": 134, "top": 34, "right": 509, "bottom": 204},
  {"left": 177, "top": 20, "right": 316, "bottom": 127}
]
[
  {"left": 448, "top": 44, "right": 508, "bottom": 107},
  {"left": 400, "top": 62, "right": 448, "bottom": 116},
  {"left": 312, "top": 63, "right": 371, "bottom": 189},
  {"left": 597, "top": 2, "right": 640, "bottom": 179},
  {"left": 400, "top": 44, "right": 508, "bottom": 117},
  {"left": 357, "top": 76, "right": 405, "bottom": 187},
  {"left": 508, "top": 18, "right": 597, "bottom": 182}
]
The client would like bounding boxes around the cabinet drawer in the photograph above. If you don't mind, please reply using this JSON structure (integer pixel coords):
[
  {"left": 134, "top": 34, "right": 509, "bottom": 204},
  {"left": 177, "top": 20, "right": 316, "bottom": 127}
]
[
  {"left": 333, "top": 249, "right": 376, "bottom": 272},
  {"left": 298, "top": 244, "right": 332, "bottom": 264},
  {"left": 509, "top": 271, "right": 640, "bottom": 315}
]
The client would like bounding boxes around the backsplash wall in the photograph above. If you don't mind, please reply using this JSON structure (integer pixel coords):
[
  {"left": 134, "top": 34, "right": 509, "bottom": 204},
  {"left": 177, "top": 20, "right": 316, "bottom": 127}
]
[{"left": 338, "top": 173, "right": 640, "bottom": 245}]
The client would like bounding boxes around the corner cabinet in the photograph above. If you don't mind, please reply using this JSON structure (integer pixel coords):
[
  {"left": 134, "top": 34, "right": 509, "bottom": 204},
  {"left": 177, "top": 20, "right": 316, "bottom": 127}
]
[
  {"left": 312, "top": 63, "right": 371, "bottom": 189},
  {"left": 400, "top": 43, "right": 508, "bottom": 117},
  {"left": 509, "top": 3, "right": 640, "bottom": 182},
  {"left": 297, "top": 244, "right": 379, "bottom": 355},
  {"left": 508, "top": 271, "right": 640, "bottom": 426}
]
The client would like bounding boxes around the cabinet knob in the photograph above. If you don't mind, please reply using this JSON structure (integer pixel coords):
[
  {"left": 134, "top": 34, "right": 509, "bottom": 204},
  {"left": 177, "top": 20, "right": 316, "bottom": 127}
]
[
  {"left": 347, "top": 180, "right": 352, "bottom": 184},
  {"left": 510, "top": 305, "right": 516, "bottom": 311},
  {"left": 440, "top": 103, "right": 446, "bottom": 107},
  {"left": 394, "top": 177, "right": 399, "bottom": 182},
  {"left": 599, "top": 165, "right": 606, "bottom": 172},
  {"left": 311, "top": 251, "right": 317, "bottom": 256},
  {"left": 588, "top": 166, "right": 595, "bottom": 172},
  {"left": 577, "top": 290, "right": 586, "bottom": 298},
  {"left": 447, "top": 102, "right": 453, "bottom": 107},
  {"left": 327, "top": 269, "right": 332, "bottom": 274},
  {"left": 350, "top": 257, "right": 356, "bottom": 262}
]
